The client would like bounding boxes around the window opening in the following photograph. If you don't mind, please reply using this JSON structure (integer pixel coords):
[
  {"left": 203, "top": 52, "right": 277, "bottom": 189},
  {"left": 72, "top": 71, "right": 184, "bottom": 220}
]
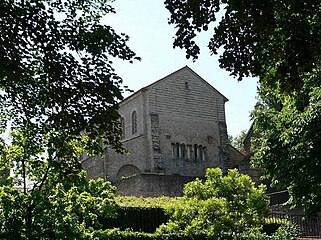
[
  {"left": 176, "top": 143, "right": 180, "bottom": 158},
  {"left": 172, "top": 143, "right": 206, "bottom": 161},
  {"left": 187, "top": 145, "right": 192, "bottom": 159},
  {"left": 198, "top": 145, "right": 203, "bottom": 161},
  {"left": 181, "top": 144, "right": 186, "bottom": 159},
  {"left": 194, "top": 144, "right": 198, "bottom": 160},
  {"left": 202, "top": 147, "right": 206, "bottom": 161}
]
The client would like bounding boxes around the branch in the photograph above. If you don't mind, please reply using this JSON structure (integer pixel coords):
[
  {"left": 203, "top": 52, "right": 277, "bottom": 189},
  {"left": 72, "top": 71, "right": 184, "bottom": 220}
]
[{"left": 31, "top": 165, "right": 50, "bottom": 194}]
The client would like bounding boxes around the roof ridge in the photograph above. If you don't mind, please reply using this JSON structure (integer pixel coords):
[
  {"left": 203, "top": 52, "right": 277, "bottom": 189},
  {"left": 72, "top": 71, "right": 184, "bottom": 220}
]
[{"left": 119, "top": 66, "right": 228, "bottom": 105}]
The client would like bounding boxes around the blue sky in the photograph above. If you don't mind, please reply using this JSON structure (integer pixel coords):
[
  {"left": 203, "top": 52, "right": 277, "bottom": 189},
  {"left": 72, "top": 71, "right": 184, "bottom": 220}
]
[{"left": 104, "top": 0, "right": 258, "bottom": 137}]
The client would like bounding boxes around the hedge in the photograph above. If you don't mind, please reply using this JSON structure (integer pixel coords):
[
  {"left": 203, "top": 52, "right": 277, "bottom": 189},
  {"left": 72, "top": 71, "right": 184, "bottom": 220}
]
[
  {"left": 91, "top": 227, "right": 300, "bottom": 240},
  {"left": 92, "top": 229, "right": 209, "bottom": 240}
]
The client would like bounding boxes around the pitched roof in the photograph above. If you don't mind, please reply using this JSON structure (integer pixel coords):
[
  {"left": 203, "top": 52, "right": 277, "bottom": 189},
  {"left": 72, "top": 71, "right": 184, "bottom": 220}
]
[{"left": 120, "top": 66, "right": 228, "bottom": 105}]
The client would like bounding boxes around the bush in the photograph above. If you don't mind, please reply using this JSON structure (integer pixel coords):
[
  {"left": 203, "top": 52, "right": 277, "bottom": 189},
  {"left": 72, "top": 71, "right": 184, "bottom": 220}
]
[
  {"left": 0, "top": 171, "right": 117, "bottom": 239},
  {"left": 91, "top": 224, "right": 300, "bottom": 240},
  {"left": 157, "top": 168, "right": 270, "bottom": 239},
  {"left": 243, "top": 221, "right": 300, "bottom": 240},
  {"left": 115, "top": 196, "right": 181, "bottom": 209},
  {"left": 272, "top": 222, "right": 300, "bottom": 240},
  {"left": 91, "top": 228, "right": 209, "bottom": 240}
]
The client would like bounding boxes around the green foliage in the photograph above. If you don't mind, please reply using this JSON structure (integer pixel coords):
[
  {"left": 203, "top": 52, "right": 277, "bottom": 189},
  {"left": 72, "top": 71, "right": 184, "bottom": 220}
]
[
  {"left": 252, "top": 71, "right": 321, "bottom": 214},
  {"left": 92, "top": 229, "right": 154, "bottom": 240},
  {"left": 244, "top": 220, "right": 300, "bottom": 240},
  {"left": 164, "top": 0, "right": 321, "bottom": 92},
  {"left": 229, "top": 130, "right": 247, "bottom": 151},
  {"left": 273, "top": 223, "right": 300, "bottom": 240},
  {"left": 0, "top": 171, "right": 117, "bottom": 239},
  {"left": 92, "top": 227, "right": 300, "bottom": 240},
  {"left": 0, "top": 0, "right": 140, "bottom": 161},
  {"left": 157, "top": 168, "right": 269, "bottom": 239},
  {"left": 164, "top": 0, "right": 321, "bottom": 216},
  {"left": 91, "top": 229, "right": 204, "bottom": 240},
  {"left": 115, "top": 196, "right": 181, "bottom": 209},
  {"left": 0, "top": 1, "right": 139, "bottom": 237}
]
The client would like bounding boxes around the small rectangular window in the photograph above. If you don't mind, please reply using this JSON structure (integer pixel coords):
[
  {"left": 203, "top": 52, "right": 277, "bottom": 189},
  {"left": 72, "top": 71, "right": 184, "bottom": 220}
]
[
  {"left": 172, "top": 143, "right": 180, "bottom": 159},
  {"left": 194, "top": 144, "right": 198, "bottom": 160}
]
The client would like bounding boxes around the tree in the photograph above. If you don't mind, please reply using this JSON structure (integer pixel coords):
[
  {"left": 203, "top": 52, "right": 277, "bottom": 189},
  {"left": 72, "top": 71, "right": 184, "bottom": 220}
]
[
  {"left": 164, "top": 0, "right": 321, "bottom": 92},
  {"left": 157, "top": 168, "right": 269, "bottom": 239},
  {"left": 0, "top": 0, "right": 139, "bottom": 237},
  {"left": 0, "top": 0, "right": 140, "bottom": 155},
  {"left": 0, "top": 0, "right": 140, "bottom": 188},
  {"left": 252, "top": 71, "right": 321, "bottom": 215},
  {"left": 0, "top": 170, "right": 118, "bottom": 239},
  {"left": 164, "top": 0, "right": 321, "bottom": 213},
  {"left": 229, "top": 130, "right": 247, "bottom": 151}
]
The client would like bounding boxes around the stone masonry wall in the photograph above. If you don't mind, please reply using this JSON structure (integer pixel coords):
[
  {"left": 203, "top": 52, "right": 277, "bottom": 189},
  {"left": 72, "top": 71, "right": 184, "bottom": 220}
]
[
  {"left": 104, "top": 90, "right": 150, "bottom": 180},
  {"left": 115, "top": 174, "right": 196, "bottom": 197},
  {"left": 81, "top": 155, "right": 105, "bottom": 179},
  {"left": 150, "top": 113, "right": 163, "bottom": 172},
  {"left": 82, "top": 66, "right": 230, "bottom": 191},
  {"left": 147, "top": 67, "right": 228, "bottom": 176}
]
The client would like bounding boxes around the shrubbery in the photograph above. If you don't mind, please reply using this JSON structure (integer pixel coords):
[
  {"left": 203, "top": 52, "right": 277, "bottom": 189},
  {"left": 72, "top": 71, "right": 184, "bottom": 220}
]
[
  {"left": 0, "top": 171, "right": 117, "bottom": 239},
  {"left": 91, "top": 223, "right": 300, "bottom": 240},
  {"left": 157, "top": 168, "right": 270, "bottom": 239},
  {"left": 0, "top": 168, "right": 300, "bottom": 239},
  {"left": 244, "top": 221, "right": 300, "bottom": 240},
  {"left": 115, "top": 196, "right": 181, "bottom": 209}
]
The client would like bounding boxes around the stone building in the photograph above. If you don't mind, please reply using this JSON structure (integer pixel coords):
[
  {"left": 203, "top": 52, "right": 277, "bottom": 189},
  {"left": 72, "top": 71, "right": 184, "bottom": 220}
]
[{"left": 82, "top": 66, "right": 245, "bottom": 196}]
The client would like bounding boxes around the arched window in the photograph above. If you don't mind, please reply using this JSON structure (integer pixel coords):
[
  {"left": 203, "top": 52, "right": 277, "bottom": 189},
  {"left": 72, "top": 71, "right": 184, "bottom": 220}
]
[
  {"left": 187, "top": 145, "right": 192, "bottom": 159},
  {"left": 171, "top": 143, "right": 180, "bottom": 160},
  {"left": 181, "top": 143, "right": 186, "bottom": 159},
  {"left": 202, "top": 147, "right": 206, "bottom": 161},
  {"left": 194, "top": 144, "right": 198, "bottom": 160},
  {"left": 176, "top": 142, "right": 180, "bottom": 158},
  {"left": 132, "top": 111, "right": 137, "bottom": 134},
  {"left": 120, "top": 117, "right": 125, "bottom": 139},
  {"left": 198, "top": 145, "right": 203, "bottom": 161}
]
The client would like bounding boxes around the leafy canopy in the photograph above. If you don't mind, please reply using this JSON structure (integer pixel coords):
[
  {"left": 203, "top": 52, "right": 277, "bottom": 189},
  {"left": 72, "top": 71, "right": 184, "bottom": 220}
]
[
  {"left": 0, "top": 171, "right": 117, "bottom": 239},
  {"left": 252, "top": 70, "right": 321, "bottom": 215},
  {"left": 164, "top": 0, "right": 321, "bottom": 92},
  {"left": 0, "top": 0, "right": 139, "bottom": 238},
  {"left": 229, "top": 129, "right": 247, "bottom": 151},
  {"left": 0, "top": 0, "right": 140, "bottom": 154},
  {"left": 165, "top": 0, "right": 321, "bottom": 214},
  {"left": 0, "top": 0, "right": 139, "bottom": 201}
]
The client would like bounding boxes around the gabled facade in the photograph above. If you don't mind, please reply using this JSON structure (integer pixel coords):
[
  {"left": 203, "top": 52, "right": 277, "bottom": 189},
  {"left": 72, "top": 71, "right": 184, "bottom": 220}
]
[{"left": 82, "top": 66, "right": 244, "bottom": 195}]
